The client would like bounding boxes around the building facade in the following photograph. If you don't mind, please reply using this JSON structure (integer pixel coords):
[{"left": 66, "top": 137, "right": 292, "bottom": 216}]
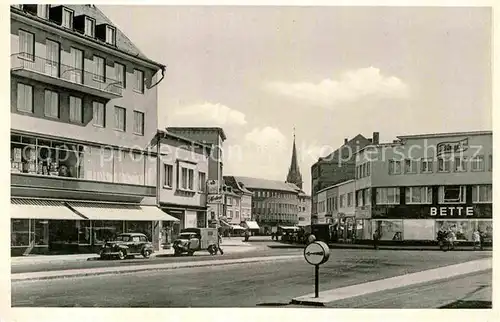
[
  {"left": 223, "top": 176, "right": 253, "bottom": 223},
  {"left": 153, "top": 130, "right": 211, "bottom": 245},
  {"left": 10, "top": 4, "right": 171, "bottom": 256},
  {"left": 297, "top": 193, "right": 311, "bottom": 227},
  {"left": 355, "top": 131, "right": 493, "bottom": 242}
]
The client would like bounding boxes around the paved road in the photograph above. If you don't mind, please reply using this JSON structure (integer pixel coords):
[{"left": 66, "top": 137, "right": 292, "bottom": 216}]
[
  {"left": 12, "top": 249, "right": 491, "bottom": 307},
  {"left": 11, "top": 244, "right": 296, "bottom": 274}
]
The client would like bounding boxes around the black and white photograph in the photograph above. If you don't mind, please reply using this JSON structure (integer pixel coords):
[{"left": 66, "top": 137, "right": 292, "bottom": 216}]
[{"left": 4, "top": 0, "right": 496, "bottom": 319}]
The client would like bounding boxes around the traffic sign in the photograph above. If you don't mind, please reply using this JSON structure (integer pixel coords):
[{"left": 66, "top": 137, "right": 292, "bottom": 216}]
[{"left": 304, "top": 241, "right": 330, "bottom": 266}]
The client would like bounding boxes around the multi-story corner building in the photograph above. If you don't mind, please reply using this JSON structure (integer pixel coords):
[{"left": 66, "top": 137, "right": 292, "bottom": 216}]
[
  {"left": 311, "top": 133, "right": 378, "bottom": 223},
  {"left": 233, "top": 176, "right": 301, "bottom": 234},
  {"left": 297, "top": 192, "right": 311, "bottom": 227},
  {"left": 10, "top": 4, "right": 171, "bottom": 255},
  {"left": 153, "top": 130, "right": 211, "bottom": 245},
  {"left": 354, "top": 130, "right": 493, "bottom": 242},
  {"left": 223, "top": 175, "right": 253, "bottom": 223},
  {"left": 166, "top": 127, "right": 226, "bottom": 227}
]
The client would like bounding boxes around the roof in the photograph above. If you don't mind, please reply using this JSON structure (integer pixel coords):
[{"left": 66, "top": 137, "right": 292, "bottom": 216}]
[
  {"left": 167, "top": 127, "right": 227, "bottom": 141},
  {"left": 317, "top": 134, "right": 371, "bottom": 163},
  {"left": 316, "top": 179, "right": 355, "bottom": 194},
  {"left": 155, "top": 129, "right": 212, "bottom": 150},
  {"left": 223, "top": 176, "right": 253, "bottom": 195},
  {"left": 12, "top": 5, "right": 164, "bottom": 69},
  {"left": 397, "top": 130, "right": 492, "bottom": 140},
  {"left": 232, "top": 176, "right": 300, "bottom": 193}
]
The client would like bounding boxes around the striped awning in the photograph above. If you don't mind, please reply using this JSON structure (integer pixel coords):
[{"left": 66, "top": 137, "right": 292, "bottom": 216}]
[
  {"left": 242, "top": 221, "right": 260, "bottom": 230},
  {"left": 67, "top": 202, "right": 179, "bottom": 221},
  {"left": 10, "top": 198, "right": 84, "bottom": 220}
]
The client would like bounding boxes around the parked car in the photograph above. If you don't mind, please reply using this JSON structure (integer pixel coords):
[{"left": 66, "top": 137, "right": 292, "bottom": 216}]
[{"left": 99, "top": 233, "right": 154, "bottom": 260}]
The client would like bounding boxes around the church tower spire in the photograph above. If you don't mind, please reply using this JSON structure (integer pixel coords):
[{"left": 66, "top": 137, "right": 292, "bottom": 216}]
[{"left": 286, "top": 127, "right": 303, "bottom": 189}]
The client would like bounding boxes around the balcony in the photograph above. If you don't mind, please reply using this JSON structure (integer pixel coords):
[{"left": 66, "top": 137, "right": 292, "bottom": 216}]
[{"left": 11, "top": 53, "right": 123, "bottom": 100}]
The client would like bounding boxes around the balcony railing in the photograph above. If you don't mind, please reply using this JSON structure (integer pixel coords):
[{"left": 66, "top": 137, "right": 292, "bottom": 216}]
[{"left": 11, "top": 53, "right": 123, "bottom": 98}]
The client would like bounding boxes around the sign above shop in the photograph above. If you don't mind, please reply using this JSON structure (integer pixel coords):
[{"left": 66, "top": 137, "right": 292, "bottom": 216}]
[
  {"left": 430, "top": 206, "right": 474, "bottom": 217},
  {"left": 207, "top": 194, "right": 223, "bottom": 204},
  {"left": 436, "top": 138, "right": 469, "bottom": 156}
]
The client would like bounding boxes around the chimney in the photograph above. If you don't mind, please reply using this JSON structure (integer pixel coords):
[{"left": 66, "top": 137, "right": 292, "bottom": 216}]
[
  {"left": 372, "top": 132, "right": 380, "bottom": 145},
  {"left": 344, "top": 138, "right": 348, "bottom": 145}
]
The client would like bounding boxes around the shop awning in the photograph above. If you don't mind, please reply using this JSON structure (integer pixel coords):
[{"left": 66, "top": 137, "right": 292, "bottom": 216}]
[
  {"left": 279, "top": 226, "right": 300, "bottom": 231},
  {"left": 67, "top": 202, "right": 179, "bottom": 221},
  {"left": 243, "top": 221, "right": 260, "bottom": 230},
  {"left": 231, "top": 225, "right": 246, "bottom": 230},
  {"left": 219, "top": 219, "right": 231, "bottom": 227},
  {"left": 10, "top": 198, "right": 84, "bottom": 220}
]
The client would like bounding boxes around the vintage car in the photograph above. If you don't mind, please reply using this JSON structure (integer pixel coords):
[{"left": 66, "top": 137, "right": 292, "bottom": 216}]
[
  {"left": 99, "top": 233, "right": 154, "bottom": 260},
  {"left": 172, "top": 228, "right": 219, "bottom": 256}
]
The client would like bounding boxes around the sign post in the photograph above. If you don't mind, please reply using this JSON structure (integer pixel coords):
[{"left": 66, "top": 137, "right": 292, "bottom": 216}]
[{"left": 303, "top": 241, "right": 330, "bottom": 298}]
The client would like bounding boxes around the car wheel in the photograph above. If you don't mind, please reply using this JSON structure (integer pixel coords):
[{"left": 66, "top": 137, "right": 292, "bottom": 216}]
[
  {"left": 117, "top": 249, "right": 126, "bottom": 260},
  {"left": 143, "top": 249, "right": 151, "bottom": 259}
]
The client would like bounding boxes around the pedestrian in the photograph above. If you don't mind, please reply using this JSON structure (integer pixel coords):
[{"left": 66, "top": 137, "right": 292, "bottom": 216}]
[
  {"left": 217, "top": 232, "right": 224, "bottom": 255},
  {"left": 244, "top": 229, "right": 250, "bottom": 242},
  {"left": 479, "top": 230, "right": 484, "bottom": 250},
  {"left": 472, "top": 230, "right": 481, "bottom": 250},
  {"left": 447, "top": 229, "right": 456, "bottom": 250},
  {"left": 307, "top": 233, "right": 316, "bottom": 244},
  {"left": 373, "top": 229, "right": 380, "bottom": 250}
]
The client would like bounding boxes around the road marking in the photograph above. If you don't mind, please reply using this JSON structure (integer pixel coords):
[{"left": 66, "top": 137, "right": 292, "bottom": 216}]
[
  {"left": 12, "top": 255, "right": 303, "bottom": 282},
  {"left": 292, "top": 257, "right": 492, "bottom": 306}
]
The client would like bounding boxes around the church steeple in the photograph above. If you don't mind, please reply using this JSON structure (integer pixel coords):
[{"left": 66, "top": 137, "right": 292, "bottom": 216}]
[{"left": 286, "top": 127, "right": 303, "bottom": 189}]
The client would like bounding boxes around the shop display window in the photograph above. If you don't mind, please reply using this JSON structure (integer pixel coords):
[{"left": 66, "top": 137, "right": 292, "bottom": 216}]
[
  {"left": 435, "top": 220, "right": 472, "bottom": 240},
  {"left": 11, "top": 219, "right": 31, "bottom": 246},
  {"left": 33, "top": 219, "right": 49, "bottom": 246},
  {"left": 92, "top": 220, "right": 124, "bottom": 244},
  {"left": 49, "top": 220, "right": 80, "bottom": 245},
  {"left": 374, "top": 219, "right": 403, "bottom": 241}
]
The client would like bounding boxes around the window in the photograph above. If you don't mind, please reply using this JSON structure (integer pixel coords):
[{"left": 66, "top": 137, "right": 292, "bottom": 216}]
[
  {"left": 235, "top": 211, "right": 240, "bottom": 219},
  {"left": 471, "top": 156, "right": 485, "bottom": 172},
  {"left": 227, "top": 197, "right": 233, "bottom": 206},
  {"left": 114, "top": 106, "right": 126, "bottom": 131},
  {"left": 367, "top": 163, "right": 371, "bottom": 176},
  {"left": 227, "top": 210, "right": 233, "bottom": 218},
  {"left": 405, "top": 187, "right": 432, "bottom": 204},
  {"left": 404, "top": 159, "right": 417, "bottom": 174},
  {"left": 364, "top": 188, "right": 371, "bottom": 205},
  {"left": 133, "top": 69, "right": 144, "bottom": 93},
  {"left": 181, "top": 168, "right": 188, "bottom": 189},
  {"left": 84, "top": 17, "right": 95, "bottom": 37},
  {"left": 18, "top": 30, "right": 34, "bottom": 60},
  {"left": 188, "top": 169, "right": 194, "bottom": 190},
  {"left": 45, "top": 40, "right": 60, "bottom": 77},
  {"left": 92, "top": 102, "right": 105, "bottom": 127},
  {"left": 69, "top": 96, "right": 82, "bottom": 123},
  {"left": 389, "top": 160, "right": 402, "bottom": 175},
  {"left": 356, "top": 190, "right": 363, "bottom": 207},
  {"left": 437, "top": 157, "right": 451, "bottom": 172},
  {"left": 439, "top": 186, "right": 466, "bottom": 204},
  {"left": 472, "top": 185, "right": 492, "bottom": 203},
  {"left": 163, "top": 164, "right": 173, "bottom": 187},
  {"left": 70, "top": 47, "right": 83, "bottom": 84},
  {"left": 115, "top": 63, "right": 125, "bottom": 87},
  {"left": 62, "top": 8, "right": 74, "bottom": 29},
  {"left": 198, "top": 172, "right": 206, "bottom": 192},
  {"left": 489, "top": 155, "right": 492, "bottom": 171},
  {"left": 37, "top": 5, "right": 49, "bottom": 19},
  {"left": 17, "top": 83, "right": 33, "bottom": 113},
  {"left": 133, "top": 111, "right": 144, "bottom": 135},
  {"left": 421, "top": 158, "right": 433, "bottom": 173},
  {"left": 93, "top": 56, "right": 105, "bottom": 82},
  {"left": 106, "top": 25, "right": 116, "bottom": 45},
  {"left": 44, "top": 90, "right": 59, "bottom": 118},
  {"left": 454, "top": 157, "right": 467, "bottom": 172},
  {"left": 376, "top": 188, "right": 400, "bottom": 205},
  {"left": 339, "top": 194, "right": 345, "bottom": 208}
]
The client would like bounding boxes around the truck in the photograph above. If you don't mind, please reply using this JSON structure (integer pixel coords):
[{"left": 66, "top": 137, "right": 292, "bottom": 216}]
[{"left": 172, "top": 228, "right": 219, "bottom": 256}]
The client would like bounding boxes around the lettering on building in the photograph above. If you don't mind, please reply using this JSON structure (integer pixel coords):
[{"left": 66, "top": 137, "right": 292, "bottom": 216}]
[
  {"left": 430, "top": 206, "right": 474, "bottom": 216},
  {"left": 436, "top": 138, "right": 469, "bottom": 156}
]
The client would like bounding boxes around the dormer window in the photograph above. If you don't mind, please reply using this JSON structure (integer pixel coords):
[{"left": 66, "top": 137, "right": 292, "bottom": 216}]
[
  {"left": 84, "top": 16, "right": 95, "bottom": 37},
  {"left": 37, "top": 4, "right": 49, "bottom": 19},
  {"left": 105, "top": 25, "right": 116, "bottom": 45},
  {"left": 62, "top": 7, "right": 74, "bottom": 29}
]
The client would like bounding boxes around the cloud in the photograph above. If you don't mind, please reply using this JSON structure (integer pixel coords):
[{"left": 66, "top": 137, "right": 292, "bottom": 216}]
[
  {"left": 173, "top": 102, "right": 247, "bottom": 126},
  {"left": 245, "top": 126, "right": 288, "bottom": 151},
  {"left": 265, "top": 67, "right": 409, "bottom": 106}
]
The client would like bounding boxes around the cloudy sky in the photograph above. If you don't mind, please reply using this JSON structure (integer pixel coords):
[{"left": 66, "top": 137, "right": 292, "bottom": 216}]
[{"left": 101, "top": 6, "right": 491, "bottom": 195}]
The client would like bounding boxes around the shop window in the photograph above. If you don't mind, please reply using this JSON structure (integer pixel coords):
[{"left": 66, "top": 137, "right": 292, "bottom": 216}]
[
  {"left": 472, "top": 185, "right": 492, "bottom": 203},
  {"left": 77, "top": 220, "right": 91, "bottom": 245},
  {"left": 92, "top": 220, "right": 124, "bottom": 244},
  {"left": 33, "top": 219, "right": 49, "bottom": 246},
  {"left": 388, "top": 160, "right": 402, "bottom": 175},
  {"left": 439, "top": 186, "right": 466, "bottom": 204},
  {"left": 373, "top": 220, "right": 403, "bottom": 241},
  {"left": 437, "top": 157, "right": 451, "bottom": 172},
  {"left": 11, "top": 219, "right": 31, "bottom": 247},
  {"left": 125, "top": 221, "right": 152, "bottom": 241},
  {"left": 405, "top": 186, "right": 432, "bottom": 204},
  {"left": 421, "top": 158, "right": 433, "bottom": 173},
  {"left": 376, "top": 187, "right": 400, "bottom": 205},
  {"left": 436, "top": 220, "right": 473, "bottom": 241},
  {"left": 471, "top": 156, "right": 485, "bottom": 172},
  {"left": 49, "top": 220, "right": 79, "bottom": 245}
]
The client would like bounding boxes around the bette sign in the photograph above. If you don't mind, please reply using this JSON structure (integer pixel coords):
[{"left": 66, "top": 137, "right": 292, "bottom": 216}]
[{"left": 430, "top": 206, "right": 474, "bottom": 217}]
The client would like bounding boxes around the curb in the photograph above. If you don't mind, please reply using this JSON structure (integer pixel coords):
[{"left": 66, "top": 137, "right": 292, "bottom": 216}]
[
  {"left": 11, "top": 255, "right": 303, "bottom": 282},
  {"left": 267, "top": 245, "right": 493, "bottom": 251}
]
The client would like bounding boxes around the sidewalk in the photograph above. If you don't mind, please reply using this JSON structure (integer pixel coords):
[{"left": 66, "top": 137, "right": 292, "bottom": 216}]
[
  {"left": 291, "top": 257, "right": 492, "bottom": 306},
  {"left": 268, "top": 242, "right": 493, "bottom": 251}
]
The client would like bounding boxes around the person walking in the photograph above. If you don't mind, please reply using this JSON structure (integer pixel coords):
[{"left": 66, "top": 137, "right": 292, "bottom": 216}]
[
  {"left": 373, "top": 229, "right": 380, "bottom": 250},
  {"left": 217, "top": 232, "right": 224, "bottom": 255},
  {"left": 472, "top": 230, "right": 481, "bottom": 250}
]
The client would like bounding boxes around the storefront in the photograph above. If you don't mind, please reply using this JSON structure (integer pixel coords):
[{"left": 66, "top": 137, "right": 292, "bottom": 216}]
[{"left": 11, "top": 198, "right": 179, "bottom": 256}]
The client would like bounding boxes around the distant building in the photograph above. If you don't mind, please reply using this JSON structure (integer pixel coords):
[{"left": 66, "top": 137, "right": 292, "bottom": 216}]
[
  {"left": 297, "top": 192, "right": 311, "bottom": 227},
  {"left": 224, "top": 176, "right": 253, "bottom": 223}
]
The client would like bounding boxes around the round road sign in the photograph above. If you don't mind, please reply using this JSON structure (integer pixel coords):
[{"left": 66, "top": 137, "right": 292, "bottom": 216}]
[{"left": 304, "top": 241, "right": 330, "bottom": 266}]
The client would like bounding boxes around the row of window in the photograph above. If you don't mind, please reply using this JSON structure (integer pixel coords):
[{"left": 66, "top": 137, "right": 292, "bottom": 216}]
[
  {"left": 256, "top": 214, "right": 298, "bottom": 221},
  {"left": 15, "top": 5, "right": 116, "bottom": 46},
  {"left": 254, "top": 190, "right": 296, "bottom": 199},
  {"left": 18, "top": 29, "right": 144, "bottom": 92},
  {"left": 356, "top": 162, "right": 371, "bottom": 179},
  {"left": 252, "top": 202, "right": 298, "bottom": 214},
  {"left": 225, "top": 210, "right": 240, "bottom": 219},
  {"left": 226, "top": 196, "right": 240, "bottom": 206},
  {"left": 375, "top": 185, "right": 492, "bottom": 205},
  {"left": 317, "top": 191, "right": 355, "bottom": 213},
  {"left": 16, "top": 83, "right": 145, "bottom": 135},
  {"left": 388, "top": 156, "right": 492, "bottom": 175},
  {"left": 162, "top": 163, "right": 206, "bottom": 193}
]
